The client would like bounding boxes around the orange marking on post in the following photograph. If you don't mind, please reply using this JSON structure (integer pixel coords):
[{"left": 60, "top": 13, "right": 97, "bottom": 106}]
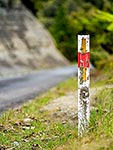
[
  {"left": 81, "top": 38, "right": 86, "bottom": 81},
  {"left": 83, "top": 68, "right": 87, "bottom": 81},
  {"left": 82, "top": 38, "right": 86, "bottom": 53}
]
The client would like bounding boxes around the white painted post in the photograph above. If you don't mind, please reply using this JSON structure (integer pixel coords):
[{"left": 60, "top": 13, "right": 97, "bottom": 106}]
[{"left": 78, "top": 35, "right": 90, "bottom": 136}]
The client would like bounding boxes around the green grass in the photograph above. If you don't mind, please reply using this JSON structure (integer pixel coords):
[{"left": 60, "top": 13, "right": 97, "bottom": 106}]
[
  {"left": 55, "top": 87, "right": 113, "bottom": 150},
  {"left": 0, "top": 77, "right": 78, "bottom": 149},
  {"left": 0, "top": 73, "right": 113, "bottom": 149}
]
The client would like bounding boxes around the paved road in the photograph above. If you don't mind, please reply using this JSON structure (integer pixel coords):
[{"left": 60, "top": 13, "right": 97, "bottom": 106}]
[{"left": 0, "top": 65, "right": 77, "bottom": 113}]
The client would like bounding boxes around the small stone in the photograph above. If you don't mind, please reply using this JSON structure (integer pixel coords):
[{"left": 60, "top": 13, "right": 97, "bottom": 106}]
[
  {"left": 23, "top": 118, "right": 31, "bottom": 123},
  {"left": 22, "top": 126, "right": 30, "bottom": 130},
  {"left": 23, "top": 118, "right": 31, "bottom": 126},
  {"left": 13, "top": 141, "right": 19, "bottom": 146}
]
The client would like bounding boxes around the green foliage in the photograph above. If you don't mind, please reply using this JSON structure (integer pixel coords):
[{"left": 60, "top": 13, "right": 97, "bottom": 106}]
[
  {"left": 22, "top": 0, "right": 113, "bottom": 68},
  {"left": 95, "top": 10, "right": 113, "bottom": 31},
  {"left": 50, "top": 5, "right": 77, "bottom": 61},
  {"left": 90, "top": 50, "right": 109, "bottom": 68},
  {"left": 28, "top": 0, "right": 49, "bottom": 14},
  {"left": 93, "top": 10, "right": 113, "bottom": 55}
]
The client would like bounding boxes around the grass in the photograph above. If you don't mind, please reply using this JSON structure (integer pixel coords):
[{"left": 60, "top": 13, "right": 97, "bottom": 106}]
[
  {"left": 0, "top": 77, "right": 78, "bottom": 149},
  {"left": 77, "top": 88, "right": 113, "bottom": 150},
  {"left": 0, "top": 70, "right": 113, "bottom": 149}
]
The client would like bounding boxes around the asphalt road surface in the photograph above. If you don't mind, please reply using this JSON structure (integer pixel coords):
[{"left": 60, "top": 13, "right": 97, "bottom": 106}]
[{"left": 0, "top": 65, "right": 77, "bottom": 113}]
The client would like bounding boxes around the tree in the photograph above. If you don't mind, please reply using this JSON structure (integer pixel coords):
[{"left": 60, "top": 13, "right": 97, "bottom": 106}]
[
  {"left": 95, "top": 10, "right": 113, "bottom": 54},
  {"left": 50, "top": 5, "right": 77, "bottom": 61}
]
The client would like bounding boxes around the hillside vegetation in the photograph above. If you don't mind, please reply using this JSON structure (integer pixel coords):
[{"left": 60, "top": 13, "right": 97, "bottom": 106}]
[{"left": 24, "top": 0, "right": 113, "bottom": 68}]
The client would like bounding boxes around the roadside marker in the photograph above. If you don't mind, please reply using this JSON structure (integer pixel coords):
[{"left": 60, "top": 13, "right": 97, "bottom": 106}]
[{"left": 78, "top": 35, "right": 90, "bottom": 136}]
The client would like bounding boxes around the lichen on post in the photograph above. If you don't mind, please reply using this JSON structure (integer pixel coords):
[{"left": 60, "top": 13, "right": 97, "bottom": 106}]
[{"left": 78, "top": 35, "right": 90, "bottom": 136}]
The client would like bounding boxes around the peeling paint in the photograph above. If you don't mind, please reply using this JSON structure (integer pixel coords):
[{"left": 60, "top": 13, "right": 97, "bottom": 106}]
[{"left": 78, "top": 35, "right": 90, "bottom": 136}]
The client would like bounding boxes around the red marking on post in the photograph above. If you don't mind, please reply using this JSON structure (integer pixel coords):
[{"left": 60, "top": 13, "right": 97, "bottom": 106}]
[{"left": 78, "top": 52, "right": 90, "bottom": 68}]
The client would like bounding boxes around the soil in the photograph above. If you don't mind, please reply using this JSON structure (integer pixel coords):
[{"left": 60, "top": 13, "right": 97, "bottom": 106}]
[{"left": 42, "top": 85, "right": 113, "bottom": 125}]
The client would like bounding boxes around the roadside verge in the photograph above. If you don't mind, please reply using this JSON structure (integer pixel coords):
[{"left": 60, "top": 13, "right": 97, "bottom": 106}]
[{"left": 0, "top": 73, "right": 113, "bottom": 149}]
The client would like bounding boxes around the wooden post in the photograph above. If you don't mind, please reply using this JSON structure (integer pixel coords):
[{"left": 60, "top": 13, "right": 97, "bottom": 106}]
[{"left": 78, "top": 35, "right": 90, "bottom": 136}]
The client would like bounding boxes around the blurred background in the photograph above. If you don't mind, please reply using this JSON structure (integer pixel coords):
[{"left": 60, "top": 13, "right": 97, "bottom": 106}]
[
  {"left": 26, "top": 0, "right": 113, "bottom": 70},
  {"left": 0, "top": 0, "right": 113, "bottom": 76}
]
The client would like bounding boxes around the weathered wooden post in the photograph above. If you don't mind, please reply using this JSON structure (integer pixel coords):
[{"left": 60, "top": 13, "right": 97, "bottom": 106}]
[{"left": 78, "top": 35, "right": 90, "bottom": 136}]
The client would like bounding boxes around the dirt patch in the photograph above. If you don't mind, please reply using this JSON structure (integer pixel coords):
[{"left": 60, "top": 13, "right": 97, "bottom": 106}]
[
  {"left": 41, "top": 88, "right": 97, "bottom": 125},
  {"left": 41, "top": 85, "right": 113, "bottom": 125}
]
